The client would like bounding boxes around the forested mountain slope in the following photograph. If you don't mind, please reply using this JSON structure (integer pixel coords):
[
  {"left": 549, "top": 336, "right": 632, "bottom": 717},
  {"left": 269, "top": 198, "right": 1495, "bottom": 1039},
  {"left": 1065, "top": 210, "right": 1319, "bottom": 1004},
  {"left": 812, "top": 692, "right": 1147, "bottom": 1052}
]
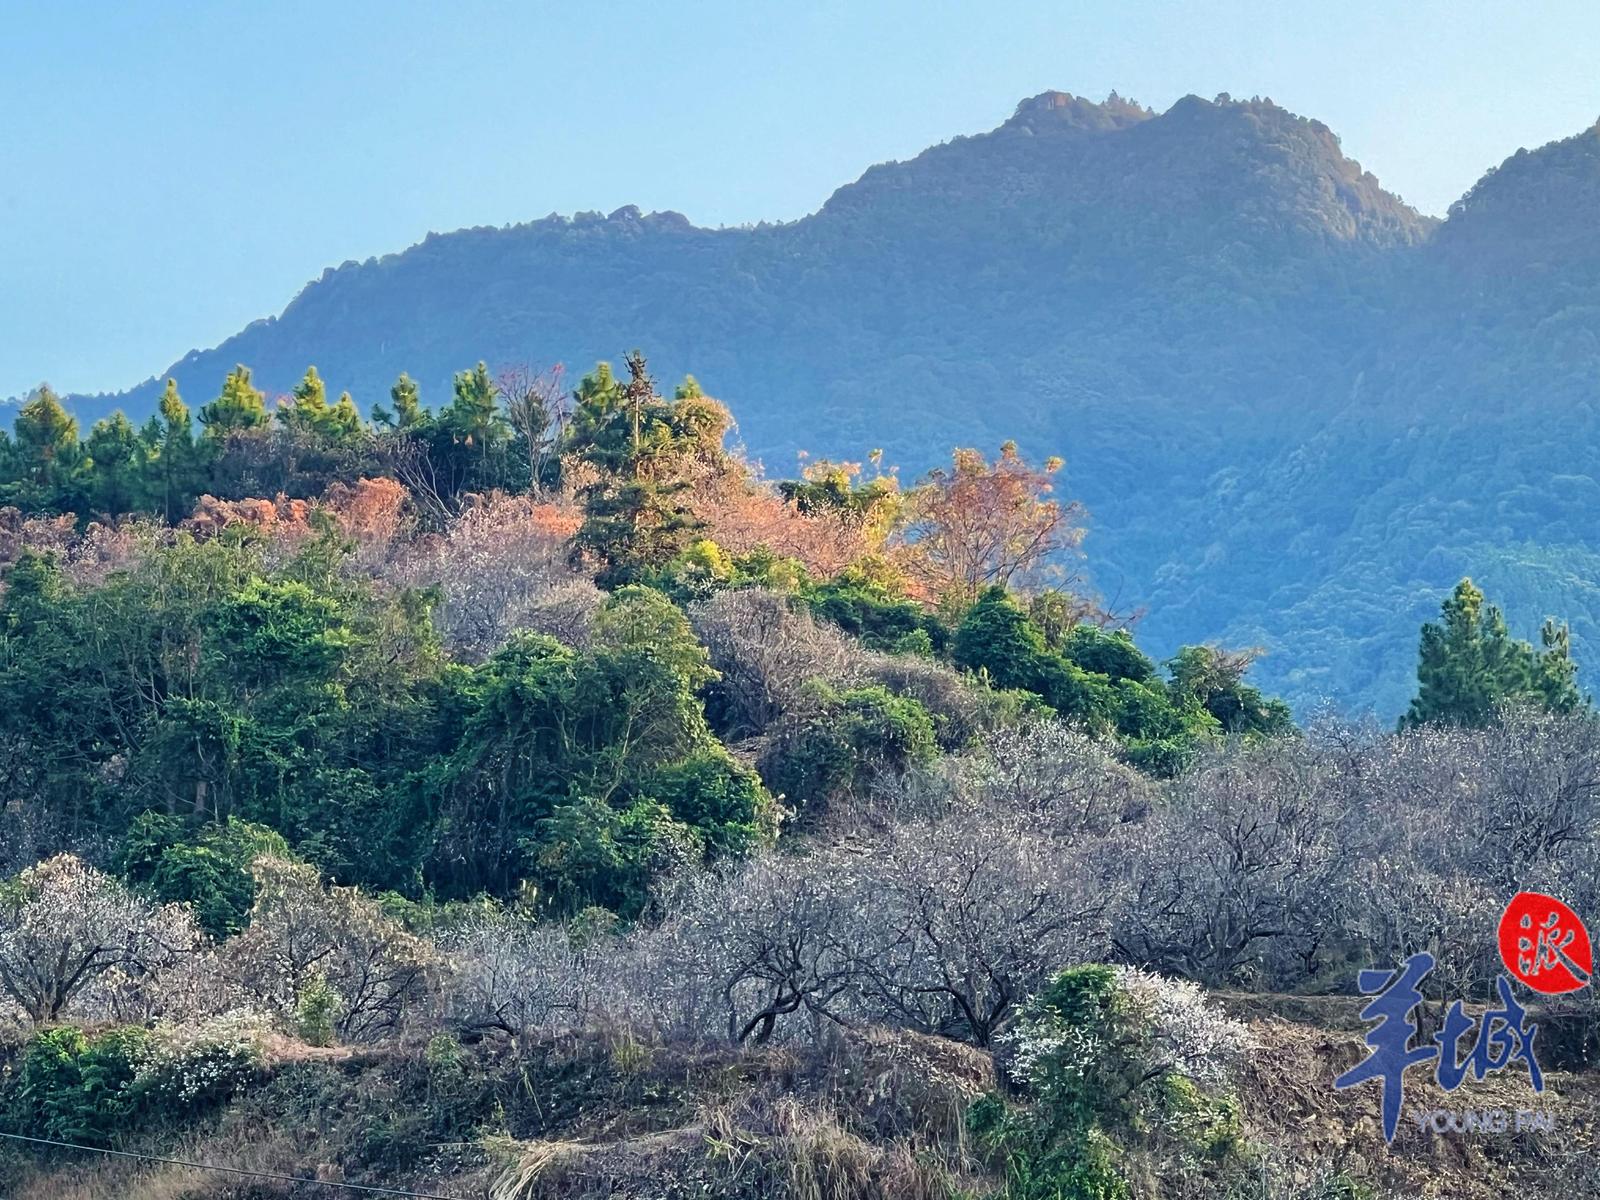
[
  {"left": 70, "top": 94, "right": 1600, "bottom": 715},
  {"left": 1200, "top": 120, "right": 1600, "bottom": 711}
]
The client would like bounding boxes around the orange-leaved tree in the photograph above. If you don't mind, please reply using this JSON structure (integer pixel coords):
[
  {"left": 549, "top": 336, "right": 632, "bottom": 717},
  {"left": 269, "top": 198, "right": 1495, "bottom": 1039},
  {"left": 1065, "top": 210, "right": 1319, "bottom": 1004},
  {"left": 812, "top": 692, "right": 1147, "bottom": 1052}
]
[{"left": 903, "top": 442, "right": 1082, "bottom": 605}]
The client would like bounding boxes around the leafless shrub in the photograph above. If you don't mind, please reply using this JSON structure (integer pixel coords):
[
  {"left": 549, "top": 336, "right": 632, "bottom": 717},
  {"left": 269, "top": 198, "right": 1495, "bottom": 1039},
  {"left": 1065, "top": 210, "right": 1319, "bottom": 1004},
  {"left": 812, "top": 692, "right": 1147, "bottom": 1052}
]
[
  {"left": 514, "top": 578, "right": 606, "bottom": 649},
  {"left": 683, "top": 853, "right": 861, "bottom": 1045},
  {"left": 224, "top": 857, "right": 438, "bottom": 1043},
  {"left": 1112, "top": 738, "right": 1345, "bottom": 988},
  {"left": 954, "top": 717, "right": 1149, "bottom": 833},
  {"left": 582, "top": 917, "right": 732, "bottom": 1044},
  {"left": 386, "top": 492, "right": 593, "bottom": 658},
  {"left": 439, "top": 915, "right": 590, "bottom": 1042},
  {"left": 691, "top": 589, "right": 865, "bottom": 736},
  {"left": 848, "top": 809, "right": 1108, "bottom": 1046},
  {"left": 1471, "top": 706, "right": 1600, "bottom": 891}
]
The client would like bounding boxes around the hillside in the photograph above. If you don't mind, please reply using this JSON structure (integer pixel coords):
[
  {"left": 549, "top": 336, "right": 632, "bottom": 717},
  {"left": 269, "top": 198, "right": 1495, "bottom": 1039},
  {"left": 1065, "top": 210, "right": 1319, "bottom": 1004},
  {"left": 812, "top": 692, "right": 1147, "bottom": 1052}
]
[
  {"left": 2, "top": 315, "right": 1596, "bottom": 1198},
  {"left": 6, "top": 1005, "right": 1597, "bottom": 1199},
  {"left": 71, "top": 93, "right": 1600, "bottom": 716},
  {"left": 1200, "top": 120, "right": 1600, "bottom": 711}
]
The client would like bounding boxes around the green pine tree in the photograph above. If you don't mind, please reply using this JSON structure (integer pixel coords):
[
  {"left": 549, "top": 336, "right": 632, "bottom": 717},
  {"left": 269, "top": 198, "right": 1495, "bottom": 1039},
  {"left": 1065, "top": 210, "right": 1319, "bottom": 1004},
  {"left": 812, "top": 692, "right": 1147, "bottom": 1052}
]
[
  {"left": 12, "top": 385, "right": 84, "bottom": 508},
  {"left": 372, "top": 372, "right": 427, "bottom": 430},
  {"left": 1402, "top": 578, "right": 1584, "bottom": 727},
  {"left": 327, "top": 392, "right": 363, "bottom": 442},
  {"left": 150, "top": 378, "right": 199, "bottom": 521},
  {"left": 282, "top": 365, "right": 332, "bottom": 432},
  {"left": 83, "top": 412, "right": 148, "bottom": 516},
  {"left": 1533, "top": 618, "right": 1584, "bottom": 714},
  {"left": 568, "top": 352, "right": 705, "bottom": 587},
  {"left": 199, "top": 365, "right": 269, "bottom": 438}
]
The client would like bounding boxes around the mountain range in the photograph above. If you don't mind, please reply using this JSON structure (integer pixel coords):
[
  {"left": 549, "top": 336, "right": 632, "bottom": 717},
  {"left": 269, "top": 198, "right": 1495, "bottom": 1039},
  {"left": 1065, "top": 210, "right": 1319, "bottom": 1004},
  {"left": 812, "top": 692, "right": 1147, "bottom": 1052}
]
[{"left": 64, "top": 90, "right": 1600, "bottom": 717}]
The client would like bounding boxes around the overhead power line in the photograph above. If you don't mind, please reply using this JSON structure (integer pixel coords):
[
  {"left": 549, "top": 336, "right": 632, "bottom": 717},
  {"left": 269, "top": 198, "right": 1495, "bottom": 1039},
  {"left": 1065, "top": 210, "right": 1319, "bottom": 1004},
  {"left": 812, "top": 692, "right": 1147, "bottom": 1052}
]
[{"left": 0, "top": 1130, "right": 467, "bottom": 1200}]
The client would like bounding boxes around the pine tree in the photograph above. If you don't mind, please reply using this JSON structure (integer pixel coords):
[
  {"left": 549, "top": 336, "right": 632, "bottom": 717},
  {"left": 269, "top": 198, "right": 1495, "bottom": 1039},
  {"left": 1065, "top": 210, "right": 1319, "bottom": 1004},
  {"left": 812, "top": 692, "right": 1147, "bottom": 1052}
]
[
  {"left": 327, "top": 392, "right": 363, "bottom": 442},
  {"left": 282, "top": 366, "right": 332, "bottom": 432},
  {"left": 151, "top": 378, "right": 198, "bottom": 521},
  {"left": 372, "top": 373, "right": 427, "bottom": 430},
  {"left": 443, "top": 362, "right": 502, "bottom": 446},
  {"left": 281, "top": 367, "right": 362, "bottom": 444},
  {"left": 83, "top": 411, "right": 148, "bottom": 516},
  {"left": 12, "top": 385, "right": 83, "bottom": 506},
  {"left": 432, "top": 362, "right": 510, "bottom": 492},
  {"left": 199, "top": 366, "right": 269, "bottom": 437},
  {"left": 1402, "top": 578, "right": 1584, "bottom": 726},
  {"left": 1533, "top": 618, "right": 1584, "bottom": 713},
  {"left": 14, "top": 385, "right": 78, "bottom": 472},
  {"left": 568, "top": 352, "right": 704, "bottom": 586}
]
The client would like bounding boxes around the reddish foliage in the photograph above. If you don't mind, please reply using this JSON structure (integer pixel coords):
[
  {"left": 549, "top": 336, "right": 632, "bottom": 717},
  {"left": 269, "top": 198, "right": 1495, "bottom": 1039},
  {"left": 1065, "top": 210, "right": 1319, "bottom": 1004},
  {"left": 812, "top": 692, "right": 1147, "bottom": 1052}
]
[
  {"left": 318, "top": 477, "right": 412, "bottom": 566},
  {"left": 0, "top": 508, "right": 153, "bottom": 589},
  {"left": 902, "top": 443, "right": 1084, "bottom": 603},
  {"left": 690, "top": 471, "right": 879, "bottom": 580},
  {"left": 181, "top": 494, "right": 314, "bottom": 541}
]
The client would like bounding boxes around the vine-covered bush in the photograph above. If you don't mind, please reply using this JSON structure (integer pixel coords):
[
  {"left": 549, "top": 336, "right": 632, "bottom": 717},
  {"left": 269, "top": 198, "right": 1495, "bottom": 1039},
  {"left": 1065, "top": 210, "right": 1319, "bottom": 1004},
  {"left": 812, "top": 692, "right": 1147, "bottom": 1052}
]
[{"left": 757, "top": 683, "right": 938, "bottom": 819}]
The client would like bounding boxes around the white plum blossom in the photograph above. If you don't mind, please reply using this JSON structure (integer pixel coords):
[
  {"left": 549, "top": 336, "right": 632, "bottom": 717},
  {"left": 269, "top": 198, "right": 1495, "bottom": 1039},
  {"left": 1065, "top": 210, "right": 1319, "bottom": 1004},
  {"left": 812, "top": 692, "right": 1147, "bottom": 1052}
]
[{"left": 0, "top": 853, "right": 203, "bottom": 1024}]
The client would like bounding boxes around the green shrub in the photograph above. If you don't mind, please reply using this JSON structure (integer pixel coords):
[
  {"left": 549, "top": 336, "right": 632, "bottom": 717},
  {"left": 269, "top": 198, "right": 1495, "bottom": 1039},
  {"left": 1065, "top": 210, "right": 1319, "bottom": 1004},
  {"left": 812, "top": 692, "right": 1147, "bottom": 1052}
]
[
  {"left": 532, "top": 795, "right": 701, "bottom": 919},
  {"left": 120, "top": 815, "right": 293, "bottom": 937},
  {"left": 757, "top": 683, "right": 937, "bottom": 818},
  {"left": 3, "top": 1021, "right": 260, "bottom": 1144},
  {"left": 806, "top": 573, "right": 947, "bottom": 652},
  {"left": 952, "top": 588, "right": 1048, "bottom": 690},
  {"left": 72, "top": 1027, "right": 152, "bottom": 1137},
  {"left": 953, "top": 588, "right": 1285, "bottom": 775},
  {"left": 7, "top": 1027, "right": 94, "bottom": 1142},
  {"left": 969, "top": 1094, "right": 1129, "bottom": 1200},
  {"left": 297, "top": 973, "right": 341, "bottom": 1047},
  {"left": 1158, "top": 1074, "right": 1244, "bottom": 1162},
  {"left": 972, "top": 965, "right": 1253, "bottom": 1199},
  {"left": 1062, "top": 626, "right": 1156, "bottom": 684},
  {"left": 644, "top": 749, "right": 778, "bottom": 856}
]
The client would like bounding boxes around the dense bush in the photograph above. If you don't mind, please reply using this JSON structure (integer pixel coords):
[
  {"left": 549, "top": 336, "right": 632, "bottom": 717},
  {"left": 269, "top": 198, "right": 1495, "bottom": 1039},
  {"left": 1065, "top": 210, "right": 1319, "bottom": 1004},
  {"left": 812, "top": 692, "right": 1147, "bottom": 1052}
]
[
  {"left": 805, "top": 571, "right": 948, "bottom": 653},
  {"left": 757, "top": 684, "right": 938, "bottom": 820},
  {"left": 970, "top": 964, "right": 1251, "bottom": 1199},
  {"left": 953, "top": 588, "right": 1247, "bottom": 773},
  {"left": 3, "top": 1018, "right": 262, "bottom": 1144},
  {"left": 120, "top": 815, "right": 292, "bottom": 938}
]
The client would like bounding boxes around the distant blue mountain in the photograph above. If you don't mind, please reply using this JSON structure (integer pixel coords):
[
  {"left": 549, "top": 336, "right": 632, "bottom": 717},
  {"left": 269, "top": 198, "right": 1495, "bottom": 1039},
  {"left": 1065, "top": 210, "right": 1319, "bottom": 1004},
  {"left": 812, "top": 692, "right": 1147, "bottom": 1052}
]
[{"left": 72, "top": 94, "right": 1600, "bottom": 716}]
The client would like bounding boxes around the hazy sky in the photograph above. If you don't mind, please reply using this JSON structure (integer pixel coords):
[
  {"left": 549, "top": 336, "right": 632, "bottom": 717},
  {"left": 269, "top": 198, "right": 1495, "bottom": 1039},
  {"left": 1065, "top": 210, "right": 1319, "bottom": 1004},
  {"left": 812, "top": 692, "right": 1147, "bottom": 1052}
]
[{"left": 4, "top": 0, "right": 1598, "bottom": 402}]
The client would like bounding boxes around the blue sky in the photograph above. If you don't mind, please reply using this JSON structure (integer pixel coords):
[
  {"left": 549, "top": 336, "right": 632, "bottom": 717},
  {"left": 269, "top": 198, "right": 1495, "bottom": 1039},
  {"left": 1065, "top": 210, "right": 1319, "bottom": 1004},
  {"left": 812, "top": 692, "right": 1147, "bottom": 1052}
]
[{"left": 3, "top": 0, "right": 1598, "bottom": 402}]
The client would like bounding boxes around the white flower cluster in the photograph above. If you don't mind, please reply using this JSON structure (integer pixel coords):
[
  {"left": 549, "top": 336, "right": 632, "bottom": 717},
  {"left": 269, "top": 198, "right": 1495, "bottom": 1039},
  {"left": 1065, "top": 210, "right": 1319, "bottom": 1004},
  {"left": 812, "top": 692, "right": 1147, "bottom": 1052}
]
[
  {"left": 133, "top": 1008, "right": 269, "bottom": 1107},
  {"left": 1005, "top": 1019, "right": 1100, "bottom": 1089},
  {"left": 1111, "top": 966, "right": 1254, "bottom": 1088},
  {"left": 1001, "top": 966, "right": 1254, "bottom": 1095}
]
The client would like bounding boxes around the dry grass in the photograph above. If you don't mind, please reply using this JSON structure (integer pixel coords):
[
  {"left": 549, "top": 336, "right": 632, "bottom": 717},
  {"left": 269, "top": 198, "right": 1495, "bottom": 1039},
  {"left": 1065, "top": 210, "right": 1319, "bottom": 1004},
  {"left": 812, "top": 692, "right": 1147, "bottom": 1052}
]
[
  {"left": 3, "top": 1024, "right": 993, "bottom": 1200},
  {"left": 479, "top": 1038, "right": 980, "bottom": 1200},
  {"left": 486, "top": 1135, "right": 590, "bottom": 1200},
  {"left": 484, "top": 1129, "right": 705, "bottom": 1199},
  {"left": 256, "top": 1030, "right": 363, "bottom": 1065},
  {"left": 9, "top": 1160, "right": 213, "bottom": 1200},
  {"left": 760, "top": 1098, "right": 880, "bottom": 1200},
  {"left": 7, "top": 1127, "right": 302, "bottom": 1200},
  {"left": 700, "top": 1089, "right": 969, "bottom": 1200}
]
